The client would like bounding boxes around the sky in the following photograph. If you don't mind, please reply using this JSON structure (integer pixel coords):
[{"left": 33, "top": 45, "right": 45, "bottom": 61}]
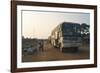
[{"left": 22, "top": 10, "right": 90, "bottom": 39}]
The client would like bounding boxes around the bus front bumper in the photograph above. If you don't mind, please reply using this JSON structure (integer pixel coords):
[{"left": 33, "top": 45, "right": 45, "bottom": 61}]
[{"left": 63, "top": 43, "right": 81, "bottom": 48}]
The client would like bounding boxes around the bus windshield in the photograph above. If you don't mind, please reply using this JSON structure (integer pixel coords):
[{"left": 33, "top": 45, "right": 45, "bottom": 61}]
[{"left": 62, "top": 23, "right": 81, "bottom": 37}]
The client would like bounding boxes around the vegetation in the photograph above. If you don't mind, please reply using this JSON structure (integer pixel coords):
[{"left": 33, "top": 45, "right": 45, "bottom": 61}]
[{"left": 80, "top": 23, "right": 90, "bottom": 43}]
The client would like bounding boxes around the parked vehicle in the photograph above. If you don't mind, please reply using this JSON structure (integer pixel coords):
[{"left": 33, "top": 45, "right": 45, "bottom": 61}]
[{"left": 49, "top": 22, "right": 82, "bottom": 52}]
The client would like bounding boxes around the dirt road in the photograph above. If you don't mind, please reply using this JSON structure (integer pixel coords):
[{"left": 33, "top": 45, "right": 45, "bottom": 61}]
[{"left": 22, "top": 41, "right": 89, "bottom": 62}]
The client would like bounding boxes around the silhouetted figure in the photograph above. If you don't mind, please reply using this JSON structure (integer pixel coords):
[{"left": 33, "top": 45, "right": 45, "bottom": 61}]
[{"left": 39, "top": 41, "right": 44, "bottom": 51}]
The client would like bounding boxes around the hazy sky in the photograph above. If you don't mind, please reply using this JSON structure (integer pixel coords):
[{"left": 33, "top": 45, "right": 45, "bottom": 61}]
[{"left": 22, "top": 10, "right": 90, "bottom": 39}]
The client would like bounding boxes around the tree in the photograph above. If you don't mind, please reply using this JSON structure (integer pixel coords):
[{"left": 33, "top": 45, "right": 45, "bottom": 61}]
[
  {"left": 81, "top": 23, "right": 90, "bottom": 43},
  {"left": 81, "top": 23, "right": 89, "bottom": 35}
]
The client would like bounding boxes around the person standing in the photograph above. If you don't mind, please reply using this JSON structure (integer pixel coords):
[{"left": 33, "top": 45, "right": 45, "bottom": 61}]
[{"left": 39, "top": 41, "right": 44, "bottom": 51}]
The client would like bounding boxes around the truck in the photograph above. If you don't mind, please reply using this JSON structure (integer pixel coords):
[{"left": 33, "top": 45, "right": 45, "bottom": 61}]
[{"left": 49, "top": 22, "right": 82, "bottom": 52}]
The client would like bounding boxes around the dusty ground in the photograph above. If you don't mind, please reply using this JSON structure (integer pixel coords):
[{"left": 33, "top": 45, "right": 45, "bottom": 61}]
[{"left": 22, "top": 41, "right": 90, "bottom": 62}]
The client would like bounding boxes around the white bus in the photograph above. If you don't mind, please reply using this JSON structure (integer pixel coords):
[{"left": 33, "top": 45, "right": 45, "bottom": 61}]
[{"left": 50, "top": 22, "right": 82, "bottom": 52}]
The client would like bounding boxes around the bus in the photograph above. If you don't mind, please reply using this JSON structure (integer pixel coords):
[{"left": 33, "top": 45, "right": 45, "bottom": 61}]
[{"left": 49, "top": 22, "right": 82, "bottom": 52}]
